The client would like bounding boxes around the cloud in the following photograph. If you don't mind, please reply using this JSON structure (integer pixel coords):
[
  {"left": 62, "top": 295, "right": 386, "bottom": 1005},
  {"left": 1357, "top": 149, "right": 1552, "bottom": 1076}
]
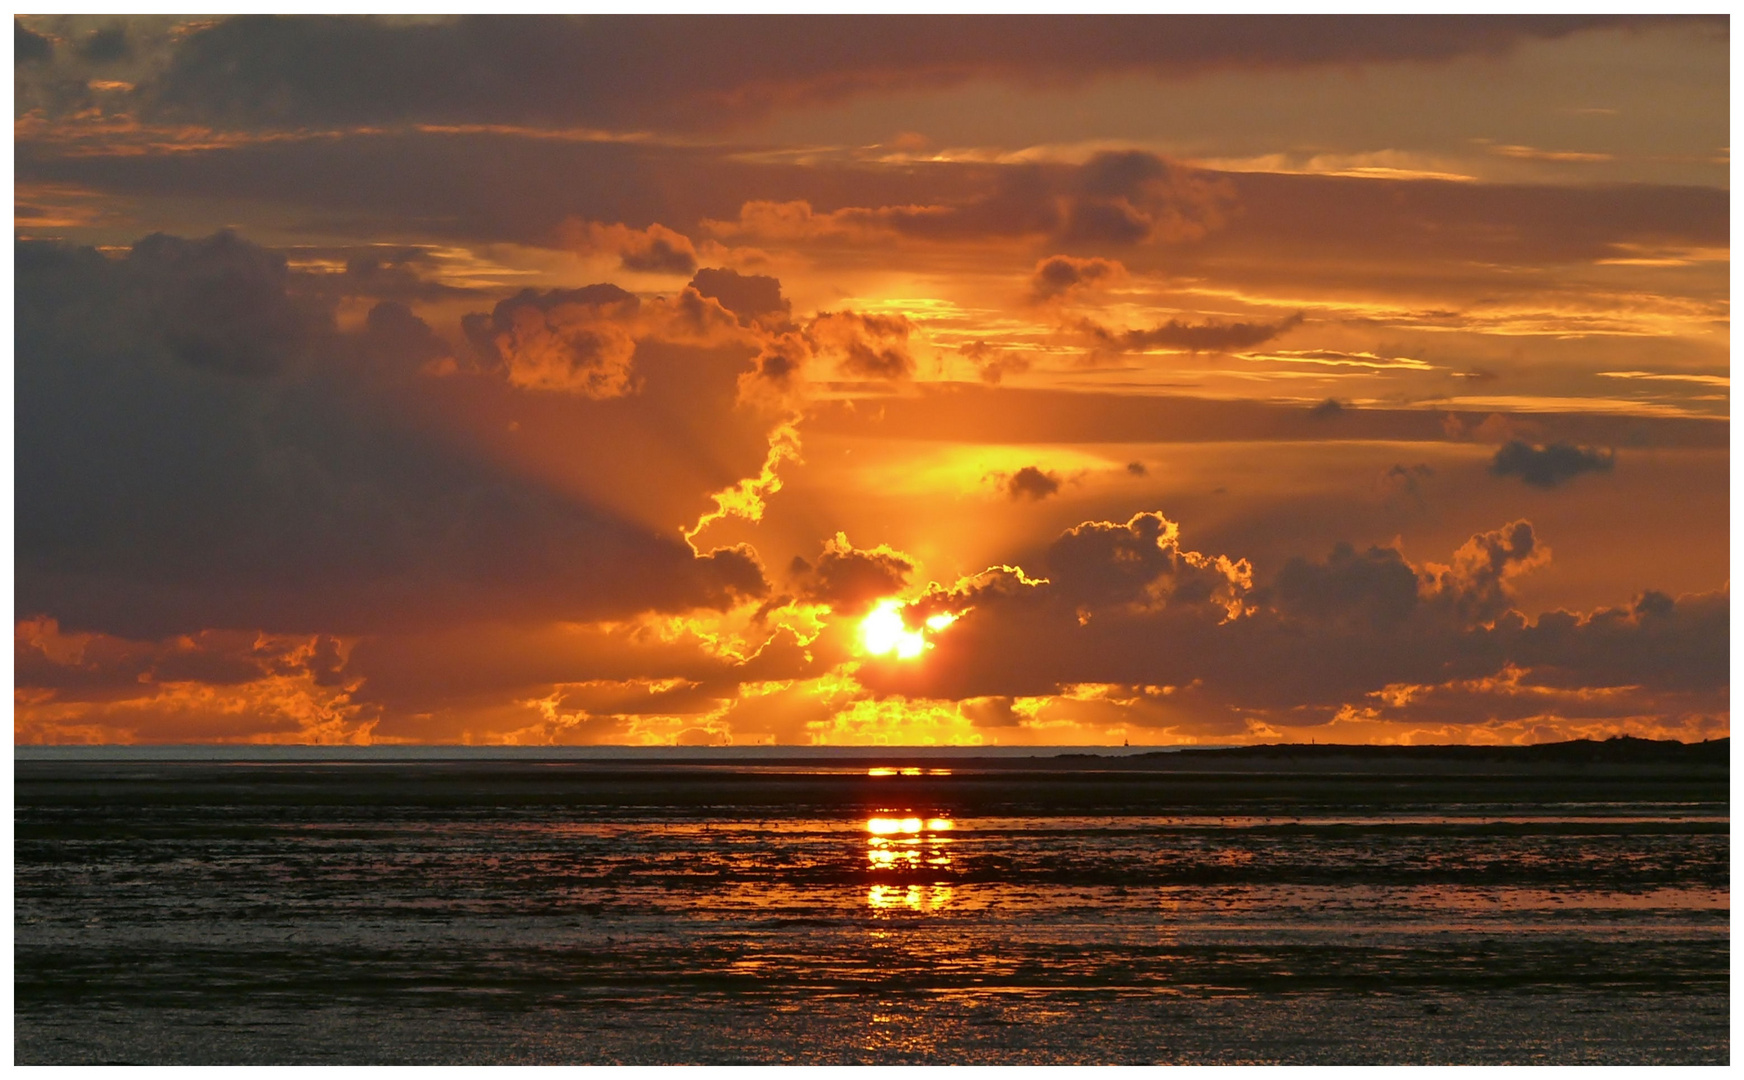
[
  {"left": 16, "top": 19, "right": 53, "bottom": 62},
  {"left": 461, "top": 284, "right": 644, "bottom": 396},
  {"left": 1419, "top": 520, "right": 1550, "bottom": 625},
  {"left": 127, "top": 230, "right": 324, "bottom": 376},
  {"left": 1029, "top": 254, "right": 1126, "bottom": 302},
  {"left": 77, "top": 25, "right": 130, "bottom": 63},
  {"left": 1004, "top": 466, "right": 1062, "bottom": 501},
  {"left": 790, "top": 533, "right": 917, "bottom": 613},
  {"left": 730, "top": 304, "right": 924, "bottom": 407},
  {"left": 1081, "top": 311, "right": 1303, "bottom": 355},
  {"left": 16, "top": 231, "right": 778, "bottom": 638},
  {"left": 960, "top": 696, "right": 1023, "bottom": 728},
  {"left": 805, "top": 383, "right": 1726, "bottom": 450},
  {"left": 17, "top": 617, "right": 351, "bottom": 697},
  {"left": 560, "top": 219, "right": 699, "bottom": 275},
  {"left": 708, "top": 153, "right": 1234, "bottom": 250},
  {"left": 688, "top": 267, "right": 792, "bottom": 329},
  {"left": 863, "top": 511, "right": 1716, "bottom": 738},
  {"left": 1379, "top": 462, "right": 1433, "bottom": 504},
  {"left": 23, "top": 120, "right": 1724, "bottom": 284},
  {"left": 959, "top": 340, "right": 1030, "bottom": 384},
  {"left": 807, "top": 310, "right": 916, "bottom": 381},
  {"left": 123, "top": 15, "right": 1699, "bottom": 132},
  {"left": 1489, "top": 440, "right": 1615, "bottom": 488},
  {"left": 1042, "top": 511, "right": 1251, "bottom": 614},
  {"left": 332, "top": 247, "right": 475, "bottom": 302},
  {"left": 1270, "top": 542, "right": 1421, "bottom": 630},
  {"left": 1060, "top": 151, "right": 1235, "bottom": 244}
]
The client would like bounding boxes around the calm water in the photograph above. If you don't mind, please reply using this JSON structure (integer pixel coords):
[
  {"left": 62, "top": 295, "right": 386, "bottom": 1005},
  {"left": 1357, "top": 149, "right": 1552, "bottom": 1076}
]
[{"left": 14, "top": 755, "right": 1729, "bottom": 1064}]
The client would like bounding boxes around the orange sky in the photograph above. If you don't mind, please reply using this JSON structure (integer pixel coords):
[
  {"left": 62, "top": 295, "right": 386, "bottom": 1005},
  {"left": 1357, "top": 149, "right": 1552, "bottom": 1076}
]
[{"left": 12, "top": 15, "right": 1730, "bottom": 746}]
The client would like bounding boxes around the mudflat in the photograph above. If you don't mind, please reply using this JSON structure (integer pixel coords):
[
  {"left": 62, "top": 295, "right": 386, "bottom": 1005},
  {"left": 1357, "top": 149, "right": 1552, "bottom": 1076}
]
[{"left": 14, "top": 741, "right": 1729, "bottom": 1064}]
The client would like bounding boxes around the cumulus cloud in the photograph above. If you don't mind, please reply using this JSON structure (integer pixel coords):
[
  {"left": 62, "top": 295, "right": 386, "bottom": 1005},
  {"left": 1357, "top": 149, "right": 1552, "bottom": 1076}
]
[
  {"left": 790, "top": 533, "right": 918, "bottom": 613},
  {"left": 461, "top": 284, "right": 643, "bottom": 397},
  {"left": 16, "top": 231, "right": 777, "bottom": 639},
  {"left": 560, "top": 219, "right": 699, "bottom": 275},
  {"left": 1270, "top": 542, "right": 1421, "bottom": 630},
  {"left": 864, "top": 510, "right": 1717, "bottom": 739},
  {"left": 807, "top": 310, "right": 916, "bottom": 380},
  {"left": 1489, "top": 440, "right": 1615, "bottom": 488},
  {"left": 1043, "top": 512, "right": 1252, "bottom": 615},
  {"left": 688, "top": 267, "right": 792, "bottom": 329},
  {"left": 1419, "top": 520, "right": 1549, "bottom": 625},
  {"left": 731, "top": 304, "right": 923, "bottom": 407}
]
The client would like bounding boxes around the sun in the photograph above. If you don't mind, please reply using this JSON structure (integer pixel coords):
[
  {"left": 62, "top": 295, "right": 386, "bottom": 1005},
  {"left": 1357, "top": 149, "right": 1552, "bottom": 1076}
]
[{"left": 857, "top": 598, "right": 955, "bottom": 660}]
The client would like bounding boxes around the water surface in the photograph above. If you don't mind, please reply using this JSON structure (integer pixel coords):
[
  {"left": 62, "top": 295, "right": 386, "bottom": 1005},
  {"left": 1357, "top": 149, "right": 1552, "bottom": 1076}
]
[{"left": 15, "top": 752, "right": 1729, "bottom": 1064}]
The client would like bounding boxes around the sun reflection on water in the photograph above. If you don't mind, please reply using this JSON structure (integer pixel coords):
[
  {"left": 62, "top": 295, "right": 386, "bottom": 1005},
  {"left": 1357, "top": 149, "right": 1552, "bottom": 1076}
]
[
  {"left": 866, "top": 768, "right": 953, "bottom": 777},
  {"left": 867, "top": 883, "right": 955, "bottom": 911},
  {"left": 865, "top": 814, "right": 956, "bottom": 912}
]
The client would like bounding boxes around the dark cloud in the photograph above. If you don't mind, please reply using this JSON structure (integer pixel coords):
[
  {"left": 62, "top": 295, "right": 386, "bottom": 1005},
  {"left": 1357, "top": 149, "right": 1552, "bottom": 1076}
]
[
  {"left": 1379, "top": 462, "right": 1433, "bottom": 505},
  {"left": 1042, "top": 512, "right": 1248, "bottom": 613},
  {"left": 1126, "top": 461, "right": 1148, "bottom": 476},
  {"left": 16, "top": 18, "right": 51, "bottom": 62},
  {"left": 16, "top": 232, "right": 775, "bottom": 639},
  {"left": 20, "top": 122, "right": 1726, "bottom": 279},
  {"left": 961, "top": 696, "right": 1023, "bottom": 728},
  {"left": 77, "top": 25, "right": 129, "bottom": 62},
  {"left": 129, "top": 16, "right": 1697, "bottom": 132},
  {"left": 689, "top": 267, "right": 791, "bottom": 328},
  {"left": 1082, "top": 311, "right": 1303, "bottom": 355},
  {"left": 959, "top": 340, "right": 1030, "bottom": 385},
  {"left": 1060, "top": 152, "right": 1234, "bottom": 244},
  {"left": 1510, "top": 589, "right": 1728, "bottom": 694},
  {"left": 1308, "top": 398, "right": 1345, "bottom": 419},
  {"left": 808, "top": 310, "right": 915, "bottom": 380},
  {"left": 1270, "top": 542, "right": 1420, "bottom": 630},
  {"left": 16, "top": 618, "right": 351, "bottom": 698},
  {"left": 791, "top": 533, "right": 916, "bottom": 613},
  {"left": 1005, "top": 466, "right": 1062, "bottom": 502},
  {"left": 709, "top": 153, "right": 1234, "bottom": 250},
  {"left": 868, "top": 512, "right": 1716, "bottom": 734},
  {"left": 1029, "top": 254, "right": 1125, "bottom": 302},
  {"left": 806, "top": 384, "right": 1726, "bottom": 449},
  {"left": 361, "top": 300, "right": 454, "bottom": 372},
  {"left": 561, "top": 219, "right": 698, "bottom": 275},
  {"left": 1490, "top": 440, "right": 1615, "bottom": 488},
  {"left": 1187, "top": 170, "right": 1729, "bottom": 279},
  {"left": 332, "top": 247, "right": 474, "bottom": 302},
  {"left": 461, "top": 285, "right": 643, "bottom": 397},
  {"left": 1419, "top": 520, "right": 1547, "bottom": 625},
  {"left": 128, "top": 230, "right": 324, "bottom": 376}
]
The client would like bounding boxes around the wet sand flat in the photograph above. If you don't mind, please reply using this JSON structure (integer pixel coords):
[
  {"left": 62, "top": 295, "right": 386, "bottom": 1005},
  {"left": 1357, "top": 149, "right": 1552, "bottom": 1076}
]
[{"left": 14, "top": 747, "right": 1729, "bottom": 1064}]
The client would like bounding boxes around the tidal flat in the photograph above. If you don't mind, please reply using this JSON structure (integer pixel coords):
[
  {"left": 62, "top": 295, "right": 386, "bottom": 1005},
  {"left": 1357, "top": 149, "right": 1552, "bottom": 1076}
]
[{"left": 14, "top": 742, "right": 1729, "bottom": 1065}]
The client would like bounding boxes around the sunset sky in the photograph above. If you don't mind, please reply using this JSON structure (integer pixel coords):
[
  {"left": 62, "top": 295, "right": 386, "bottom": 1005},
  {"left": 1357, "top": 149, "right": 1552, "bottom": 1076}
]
[{"left": 13, "top": 15, "right": 1730, "bottom": 746}]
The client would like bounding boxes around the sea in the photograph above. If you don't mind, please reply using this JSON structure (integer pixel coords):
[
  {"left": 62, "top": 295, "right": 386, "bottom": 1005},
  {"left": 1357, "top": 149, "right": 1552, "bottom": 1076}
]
[{"left": 13, "top": 745, "right": 1730, "bottom": 1065}]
